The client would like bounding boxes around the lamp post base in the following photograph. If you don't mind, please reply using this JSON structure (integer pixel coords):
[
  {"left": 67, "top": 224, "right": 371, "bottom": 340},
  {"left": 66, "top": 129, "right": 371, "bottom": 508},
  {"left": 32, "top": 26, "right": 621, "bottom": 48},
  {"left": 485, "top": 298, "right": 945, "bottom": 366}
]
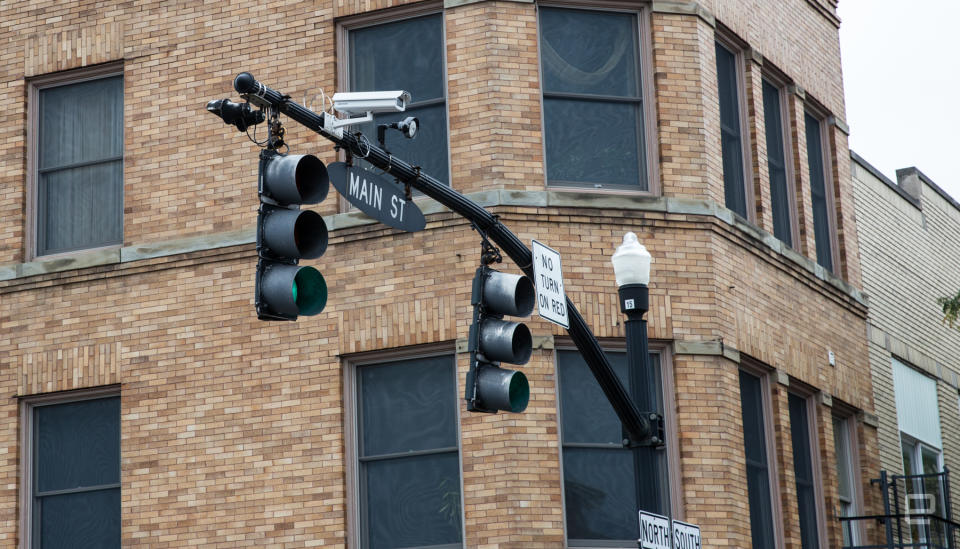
[{"left": 617, "top": 283, "right": 663, "bottom": 448}]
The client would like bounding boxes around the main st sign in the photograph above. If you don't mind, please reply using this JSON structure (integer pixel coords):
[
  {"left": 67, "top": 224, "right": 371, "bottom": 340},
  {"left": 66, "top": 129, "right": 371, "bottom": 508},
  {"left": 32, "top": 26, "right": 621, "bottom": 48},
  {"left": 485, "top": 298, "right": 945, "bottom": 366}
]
[{"left": 327, "top": 162, "right": 426, "bottom": 233}]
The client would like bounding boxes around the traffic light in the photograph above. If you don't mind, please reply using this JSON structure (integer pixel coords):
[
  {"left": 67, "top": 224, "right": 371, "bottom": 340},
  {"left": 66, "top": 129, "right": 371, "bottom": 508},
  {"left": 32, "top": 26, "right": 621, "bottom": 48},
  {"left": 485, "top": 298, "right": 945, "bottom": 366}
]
[
  {"left": 465, "top": 266, "right": 535, "bottom": 413},
  {"left": 256, "top": 149, "right": 330, "bottom": 321}
]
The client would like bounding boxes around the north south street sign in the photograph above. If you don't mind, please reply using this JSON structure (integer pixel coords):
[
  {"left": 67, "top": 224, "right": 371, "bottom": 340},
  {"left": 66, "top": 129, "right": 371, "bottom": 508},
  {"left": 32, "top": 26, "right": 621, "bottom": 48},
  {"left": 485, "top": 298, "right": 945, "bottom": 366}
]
[
  {"left": 638, "top": 511, "right": 703, "bottom": 549},
  {"left": 672, "top": 520, "right": 702, "bottom": 549},
  {"left": 327, "top": 162, "right": 426, "bottom": 232},
  {"left": 638, "top": 511, "right": 671, "bottom": 549}
]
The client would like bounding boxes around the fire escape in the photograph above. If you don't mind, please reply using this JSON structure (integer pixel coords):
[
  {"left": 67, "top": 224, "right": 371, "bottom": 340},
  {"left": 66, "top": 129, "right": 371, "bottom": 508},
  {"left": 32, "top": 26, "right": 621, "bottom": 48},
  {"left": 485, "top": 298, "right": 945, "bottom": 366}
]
[{"left": 841, "top": 468, "right": 959, "bottom": 548}]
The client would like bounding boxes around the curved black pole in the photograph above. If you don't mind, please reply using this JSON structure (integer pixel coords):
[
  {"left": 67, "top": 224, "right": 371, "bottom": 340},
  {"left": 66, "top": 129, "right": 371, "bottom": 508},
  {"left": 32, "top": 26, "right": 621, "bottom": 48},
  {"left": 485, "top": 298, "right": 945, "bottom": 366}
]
[{"left": 233, "top": 73, "right": 652, "bottom": 444}]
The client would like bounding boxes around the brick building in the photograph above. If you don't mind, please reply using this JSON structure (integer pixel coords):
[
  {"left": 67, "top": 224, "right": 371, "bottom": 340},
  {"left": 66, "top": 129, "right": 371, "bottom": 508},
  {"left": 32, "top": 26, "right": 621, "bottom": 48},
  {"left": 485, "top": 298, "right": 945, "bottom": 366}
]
[
  {"left": 851, "top": 152, "right": 960, "bottom": 543},
  {"left": 0, "top": 0, "right": 881, "bottom": 547}
]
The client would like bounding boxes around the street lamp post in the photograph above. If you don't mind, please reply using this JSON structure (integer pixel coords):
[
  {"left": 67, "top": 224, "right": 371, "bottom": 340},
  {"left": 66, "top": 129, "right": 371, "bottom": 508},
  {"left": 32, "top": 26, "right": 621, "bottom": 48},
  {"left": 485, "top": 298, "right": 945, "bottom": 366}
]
[
  {"left": 611, "top": 231, "right": 662, "bottom": 448},
  {"left": 612, "top": 232, "right": 653, "bottom": 427},
  {"left": 612, "top": 232, "right": 666, "bottom": 519}
]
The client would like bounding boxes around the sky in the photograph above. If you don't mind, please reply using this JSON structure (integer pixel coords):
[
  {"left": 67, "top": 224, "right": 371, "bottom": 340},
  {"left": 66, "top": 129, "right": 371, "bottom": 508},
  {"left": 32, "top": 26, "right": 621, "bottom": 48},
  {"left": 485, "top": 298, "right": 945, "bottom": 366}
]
[{"left": 837, "top": 0, "right": 960, "bottom": 202}]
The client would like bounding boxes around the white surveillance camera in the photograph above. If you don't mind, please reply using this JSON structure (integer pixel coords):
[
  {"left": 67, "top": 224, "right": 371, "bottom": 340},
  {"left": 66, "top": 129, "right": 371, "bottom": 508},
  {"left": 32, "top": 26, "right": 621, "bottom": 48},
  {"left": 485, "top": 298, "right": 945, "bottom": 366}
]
[{"left": 331, "top": 91, "right": 411, "bottom": 116}]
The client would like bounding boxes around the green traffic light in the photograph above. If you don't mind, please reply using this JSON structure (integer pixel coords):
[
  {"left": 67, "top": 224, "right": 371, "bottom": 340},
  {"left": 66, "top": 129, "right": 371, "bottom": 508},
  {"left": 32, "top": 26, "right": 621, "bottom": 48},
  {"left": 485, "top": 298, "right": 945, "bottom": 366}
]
[
  {"left": 293, "top": 266, "right": 327, "bottom": 316},
  {"left": 508, "top": 371, "right": 530, "bottom": 413}
]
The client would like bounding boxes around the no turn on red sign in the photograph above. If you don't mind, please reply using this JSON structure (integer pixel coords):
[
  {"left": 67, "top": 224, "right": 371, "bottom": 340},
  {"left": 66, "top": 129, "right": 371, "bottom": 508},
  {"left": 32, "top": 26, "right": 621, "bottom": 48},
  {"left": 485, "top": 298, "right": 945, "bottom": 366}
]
[{"left": 532, "top": 240, "right": 568, "bottom": 328}]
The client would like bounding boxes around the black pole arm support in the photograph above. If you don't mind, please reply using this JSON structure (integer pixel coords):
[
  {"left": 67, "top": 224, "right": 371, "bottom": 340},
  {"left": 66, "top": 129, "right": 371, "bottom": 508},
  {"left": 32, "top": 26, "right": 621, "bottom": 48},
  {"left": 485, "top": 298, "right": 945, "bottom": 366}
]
[
  {"left": 623, "top": 412, "right": 664, "bottom": 448},
  {"left": 234, "top": 72, "right": 325, "bottom": 133},
  {"left": 230, "top": 73, "right": 655, "bottom": 444}
]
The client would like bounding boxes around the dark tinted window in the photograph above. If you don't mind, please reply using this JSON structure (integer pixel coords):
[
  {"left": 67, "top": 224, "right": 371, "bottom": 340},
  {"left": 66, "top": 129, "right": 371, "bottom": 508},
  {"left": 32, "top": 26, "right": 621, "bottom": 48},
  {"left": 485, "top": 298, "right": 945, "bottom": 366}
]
[
  {"left": 716, "top": 42, "right": 747, "bottom": 218},
  {"left": 357, "top": 356, "right": 461, "bottom": 548},
  {"left": 739, "top": 371, "right": 776, "bottom": 548},
  {"left": 558, "top": 349, "right": 667, "bottom": 545},
  {"left": 33, "top": 396, "right": 121, "bottom": 548},
  {"left": 789, "top": 394, "right": 820, "bottom": 548},
  {"left": 350, "top": 14, "right": 448, "bottom": 185},
  {"left": 805, "top": 113, "right": 833, "bottom": 272},
  {"left": 37, "top": 75, "right": 123, "bottom": 256},
  {"left": 540, "top": 8, "right": 647, "bottom": 189},
  {"left": 762, "top": 80, "right": 792, "bottom": 246}
]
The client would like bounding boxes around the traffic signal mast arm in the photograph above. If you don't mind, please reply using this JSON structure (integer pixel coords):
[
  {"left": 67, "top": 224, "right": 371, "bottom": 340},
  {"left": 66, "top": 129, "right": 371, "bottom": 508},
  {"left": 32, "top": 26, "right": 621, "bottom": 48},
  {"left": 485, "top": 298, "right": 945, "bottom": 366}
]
[{"left": 232, "top": 73, "right": 655, "bottom": 446}]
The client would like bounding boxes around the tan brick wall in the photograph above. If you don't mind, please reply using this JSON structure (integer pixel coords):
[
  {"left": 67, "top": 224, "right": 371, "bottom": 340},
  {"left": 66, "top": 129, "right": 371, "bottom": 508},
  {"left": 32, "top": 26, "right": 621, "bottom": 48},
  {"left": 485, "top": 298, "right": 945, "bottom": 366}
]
[
  {"left": 673, "top": 354, "right": 751, "bottom": 545},
  {"left": 0, "top": 0, "right": 877, "bottom": 546},
  {"left": 744, "top": 52, "right": 774, "bottom": 236},
  {"left": 705, "top": 0, "right": 845, "bottom": 119},
  {"left": 770, "top": 382, "right": 800, "bottom": 549},
  {"left": 651, "top": 12, "right": 725, "bottom": 205},
  {"left": 446, "top": 2, "right": 544, "bottom": 194},
  {"left": 816, "top": 400, "right": 842, "bottom": 548}
]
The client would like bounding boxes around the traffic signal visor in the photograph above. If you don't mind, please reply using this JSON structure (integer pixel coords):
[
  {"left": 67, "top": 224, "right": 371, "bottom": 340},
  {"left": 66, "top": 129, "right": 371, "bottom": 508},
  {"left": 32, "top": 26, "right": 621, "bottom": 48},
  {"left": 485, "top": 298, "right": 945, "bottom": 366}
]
[
  {"left": 256, "top": 151, "right": 330, "bottom": 320},
  {"left": 468, "top": 268, "right": 535, "bottom": 413}
]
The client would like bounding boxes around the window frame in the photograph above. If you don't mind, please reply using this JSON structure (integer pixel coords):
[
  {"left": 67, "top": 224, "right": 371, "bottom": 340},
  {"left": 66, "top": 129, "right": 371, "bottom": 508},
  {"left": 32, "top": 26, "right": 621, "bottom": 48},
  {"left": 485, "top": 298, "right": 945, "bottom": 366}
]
[
  {"left": 802, "top": 104, "right": 840, "bottom": 273},
  {"left": 900, "top": 433, "right": 945, "bottom": 545},
  {"left": 336, "top": 1, "right": 451, "bottom": 210},
  {"left": 737, "top": 361, "right": 785, "bottom": 549},
  {"left": 342, "top": 344, "right": 464, "bottom": 549},
  {"left": 553, "top": 339, "right": 679, "bottom": 548},
  {"left": 759, "top": 69, "right": 799, "bottom": 248},
  {"left": 786, "top": 387, "right": 828, "bottom": 549},
  {"left": 26, "top": 62, "right": 125, "bottom": 261},
  {"left": 831, "top": 407, "right": 864, "bottom": 546},
  {"left": 19, "top": 385, "right": 121, "bottom": 549},
  {"left": 713, "top": 30, "right": 755, "bottom": 222},
  {"left": 535, "top": 1, "right": 659, "bottom": 195},
  {"left": 892, "top": 357, "right": 943, "bottom": 450}
]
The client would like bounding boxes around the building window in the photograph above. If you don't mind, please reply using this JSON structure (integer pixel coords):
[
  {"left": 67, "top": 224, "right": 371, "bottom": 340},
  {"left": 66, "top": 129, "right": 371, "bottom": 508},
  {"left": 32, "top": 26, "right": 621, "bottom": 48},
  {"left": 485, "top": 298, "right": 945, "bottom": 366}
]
[
  {"left": 901, "top": 437, "right": 946, "bottom": 544},
  {"left": 832, "top": 414, "right": 861, "bottom": 546},
  {"left": 539, "top": 7, "right": 649, "bottom": 190},
  {"left": 804, "top": 112, "right": 835, "bottom": 272},
  {"left": 761, "top": 79, "right": 794, "bottom": 247},
  {"left": 892, "top": 358, "right": 946, "bottom": 543},
  {"left": 788, "top": 393, "right": 821, "bottom": 549},
  {"left": 715, "top": 40, "right": 749, "bottom": 219},
  {"left": 557, "top": 348, "right": 669, "bottom": 546},
  {"left": 348, "top": 13, "right": 449, "bottom": 185},
  {"left": 739, "top": 369, "right": 778, "bottom": 548},
  {"left": 354, "top": 354, "right": 462, "bottom": 548},
  {"left": 27, "top": 394, "right": 121, "bottom": 548},
  {"left": 32, "top": 70, "right": 124, "bottom": 257},
  {"left": 892, "top": 358, "right": 942, "bottom": 454}
]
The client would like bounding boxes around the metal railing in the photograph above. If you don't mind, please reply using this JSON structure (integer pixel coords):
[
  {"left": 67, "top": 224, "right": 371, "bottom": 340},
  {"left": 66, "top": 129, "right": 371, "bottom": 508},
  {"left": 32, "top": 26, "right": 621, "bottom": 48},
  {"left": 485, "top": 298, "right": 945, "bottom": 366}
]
[{"left": 840, "top": 468, "right": 958, "bottom": 549}]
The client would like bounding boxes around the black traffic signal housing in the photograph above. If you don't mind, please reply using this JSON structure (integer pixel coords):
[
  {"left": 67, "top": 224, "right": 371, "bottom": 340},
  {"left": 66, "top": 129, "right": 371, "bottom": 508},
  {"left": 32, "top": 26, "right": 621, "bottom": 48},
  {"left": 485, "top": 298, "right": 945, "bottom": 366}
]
[
  {"left": 465, "top": 266, "right": 535, "bottom": 413},
  {"left": 256, "top": 149, "right": 330, "bottom": 321}
]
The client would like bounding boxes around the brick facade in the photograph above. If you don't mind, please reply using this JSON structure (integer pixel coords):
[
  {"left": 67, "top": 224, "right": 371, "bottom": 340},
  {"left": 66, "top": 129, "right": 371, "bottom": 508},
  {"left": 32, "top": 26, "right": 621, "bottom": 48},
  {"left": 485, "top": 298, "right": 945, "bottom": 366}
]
[
  {"left": 852, "top": 154, "right": 960, "bottom": 512},
  {"left": 0, "top": 0, "right": 881, "bottom": 546}
]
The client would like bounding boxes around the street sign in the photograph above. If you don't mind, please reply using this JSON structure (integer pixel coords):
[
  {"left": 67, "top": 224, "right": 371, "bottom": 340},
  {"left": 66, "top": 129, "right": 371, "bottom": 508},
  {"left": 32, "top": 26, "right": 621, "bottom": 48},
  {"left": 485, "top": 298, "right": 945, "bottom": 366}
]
[
  {"left": 638, "top": 511, "right": 671, "bottom": 549},
  {"left": 327, "top": 162, "right": 426, "bottom": 232},
  {"left": 672, "top": 520, "right": 702, "bottom": 549},
  {"left": 531, "top": 240, "right": 568, "bottom": 328}
]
